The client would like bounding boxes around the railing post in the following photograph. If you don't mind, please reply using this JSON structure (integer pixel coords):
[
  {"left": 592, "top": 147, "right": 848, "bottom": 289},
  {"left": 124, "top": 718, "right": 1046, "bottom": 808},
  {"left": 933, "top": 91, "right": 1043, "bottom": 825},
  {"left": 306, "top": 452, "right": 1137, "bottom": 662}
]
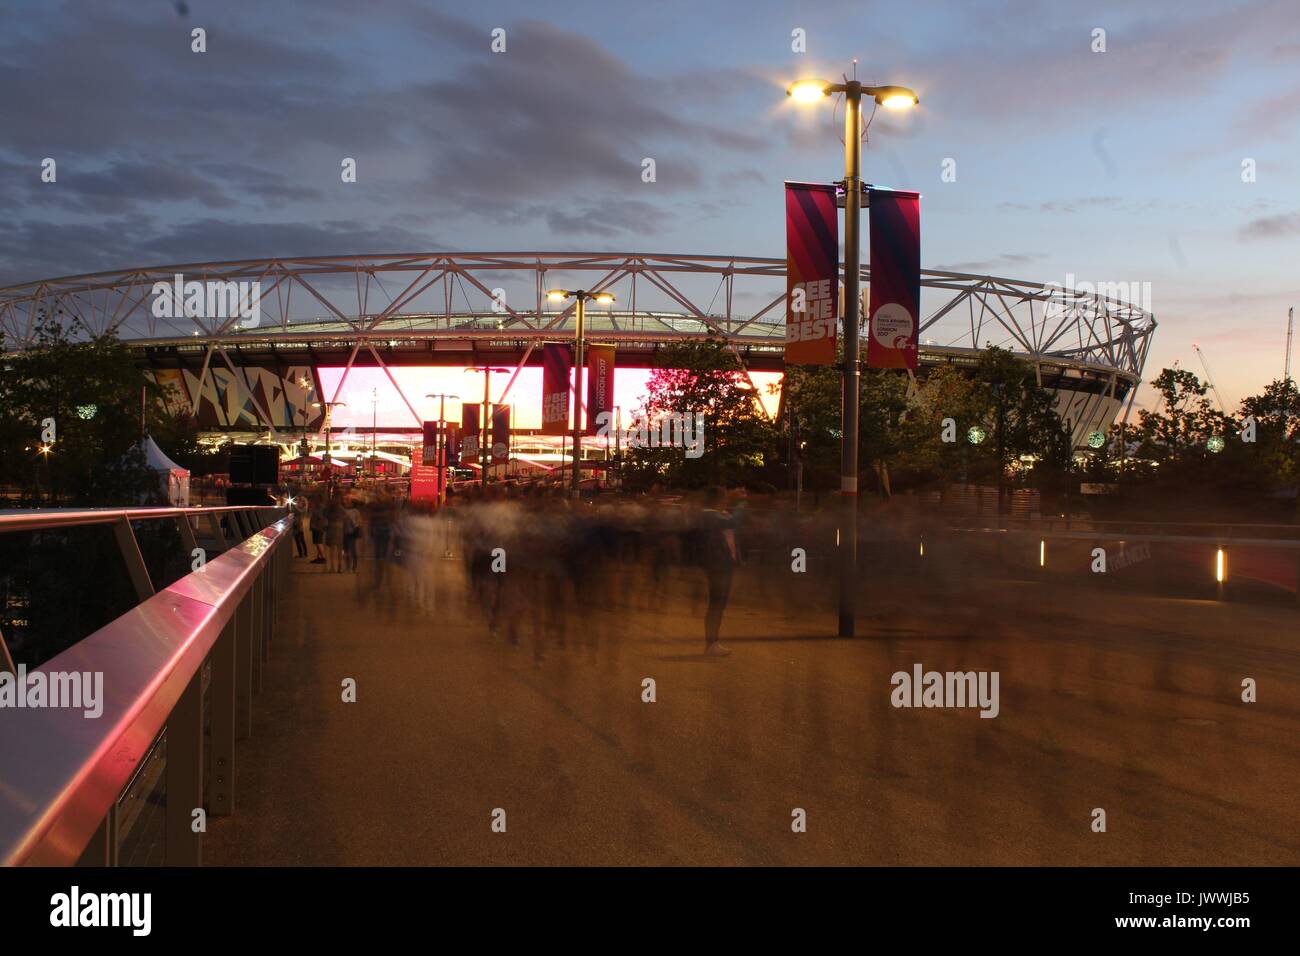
[
  {"left": 235, "top": 592, "right": 254, "bottom": 740},
  {"left": 251, "top": 572, "right": 264, "bottom": 692},
  {"left": 205, "top": 511, "right": 228, "bottom": 551},
  {"left": 263, "top": 549, "right": 275, "bottom": 658},
  {"left": 209, "top": 618, "right": 237, "bottom": 816},
  {"left": 165, "top": 670, "right": 204, "bottom": 865},
  {"left": 76, "top": 807, "right": 117, "bottom": 867},
  {"left": 176, "top": 512, "right": 199, "bottom": 558},
  {"left": 113, "top": 517, "right": 155, "bottom": 603}
]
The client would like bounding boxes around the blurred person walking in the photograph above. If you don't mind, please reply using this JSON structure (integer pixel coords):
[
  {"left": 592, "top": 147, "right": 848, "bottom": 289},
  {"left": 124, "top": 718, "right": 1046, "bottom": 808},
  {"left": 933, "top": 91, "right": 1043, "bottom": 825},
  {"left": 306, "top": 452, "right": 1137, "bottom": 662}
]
[
  {"left": 309, "top": 495, "right": 326, "bottom": 564},
  {"left": 343, "top": 496, "right": 363, "bottom": 572},
  {"left": 325, "top": 499, "right": 345, "bottom": 573},
  {"left": 291, "top": 492, "right": 309, "bottom": 557}
]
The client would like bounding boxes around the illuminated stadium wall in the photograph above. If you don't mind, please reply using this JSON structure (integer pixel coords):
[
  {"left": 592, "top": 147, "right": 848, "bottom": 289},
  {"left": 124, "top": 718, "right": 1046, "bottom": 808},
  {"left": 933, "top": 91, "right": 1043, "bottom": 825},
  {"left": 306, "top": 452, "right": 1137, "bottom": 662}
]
[{"left": 144, "top": 364, "right": 784, "bottom": 434}]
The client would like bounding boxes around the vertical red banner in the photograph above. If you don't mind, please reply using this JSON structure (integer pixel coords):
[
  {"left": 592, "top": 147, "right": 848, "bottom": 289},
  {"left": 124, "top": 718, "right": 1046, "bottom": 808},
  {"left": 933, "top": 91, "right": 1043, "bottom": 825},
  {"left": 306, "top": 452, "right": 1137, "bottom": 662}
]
[
  {"left": 461, "top": 403, "right": 481, "bottom": 460},
  {"left": 866, "top": 188, "right": 921, "bottom": 369},
  {"left": 444, "top": 422, "right": 461, "bottom": 467},
  {"left": 785, "top": 181, "right": 839, "bottom": 366},
  {"left": 491, "top": 404, "right": 511, "bottom": 463},
  {"left": 541, "top": 343, "right": 572, "bottom": 436},
  {"left": 410, "top": 423, "right": 438, "bottom": 502},
  {"left": 585, "top": 344, "right": 616, "bottom": 435}
]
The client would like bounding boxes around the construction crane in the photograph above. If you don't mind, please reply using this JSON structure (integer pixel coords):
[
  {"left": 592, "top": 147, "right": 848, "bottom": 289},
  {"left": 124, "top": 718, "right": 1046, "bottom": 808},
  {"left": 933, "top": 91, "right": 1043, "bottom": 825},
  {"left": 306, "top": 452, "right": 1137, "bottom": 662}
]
[
  {"left": 1286, "top": 307, "right": 1295, "bottom": 384},
  {"left": 1192, "top": 343, "right": 1226, "bottom": 413}
]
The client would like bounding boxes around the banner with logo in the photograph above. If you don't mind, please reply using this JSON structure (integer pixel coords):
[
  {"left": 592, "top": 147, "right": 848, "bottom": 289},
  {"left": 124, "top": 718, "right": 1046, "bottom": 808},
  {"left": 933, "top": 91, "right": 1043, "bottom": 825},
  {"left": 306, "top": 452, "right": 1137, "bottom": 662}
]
[
  {"left": 491, "top": 404, "right": 511, "bottom": 463},
  {"left": 585, "top": 344, "right": 616, "bottom": 436},
  {"left": 461, "top": 403, "right": 481, "bottom": 460},
  {"left": 784, "top": 181, "right": 839, "bottom": 366},
  {"left": 541, "top": 343, "right": 572, "bottom": 435},
  {"left": 410, "top": 430, "right": 438, "bottom": 502},
  {"left": 444, "top": 422, "right": 461, "bottom": 468},
  {"left": 866, "top": 187, "right": 921, "bottom": 370}
]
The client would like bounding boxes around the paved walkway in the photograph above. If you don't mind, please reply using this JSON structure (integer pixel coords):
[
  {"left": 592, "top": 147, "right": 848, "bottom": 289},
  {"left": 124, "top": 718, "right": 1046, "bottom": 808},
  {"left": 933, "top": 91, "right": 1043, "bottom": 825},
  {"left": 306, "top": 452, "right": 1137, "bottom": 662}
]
[{"left": 204, "top": 550, "right": 1300, "bottom": 865}]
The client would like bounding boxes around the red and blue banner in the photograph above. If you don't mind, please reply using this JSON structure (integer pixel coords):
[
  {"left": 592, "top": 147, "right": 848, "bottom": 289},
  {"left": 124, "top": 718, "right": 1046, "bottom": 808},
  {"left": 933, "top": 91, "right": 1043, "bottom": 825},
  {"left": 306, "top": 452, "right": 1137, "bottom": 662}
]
[
  {"left": 491, "top": 404, "right": 511, "bottom": 463},
  {"left": 444, "top": 422, "right": 461, "bottom": 467},
  {"left": 866, "top": 188, "right": 921, "bottom": 370},
  {"left": 461, "top": 403, "right": 481, "bottom": 460},
  {"left": 784, "top": 181, "right": 839, "bottom": 366},
  {"left": 541, "top": 343, "right": 571, "bottom": 435},
  {"left": 585, "top": 344, "right": 616, "bottom": 436}
]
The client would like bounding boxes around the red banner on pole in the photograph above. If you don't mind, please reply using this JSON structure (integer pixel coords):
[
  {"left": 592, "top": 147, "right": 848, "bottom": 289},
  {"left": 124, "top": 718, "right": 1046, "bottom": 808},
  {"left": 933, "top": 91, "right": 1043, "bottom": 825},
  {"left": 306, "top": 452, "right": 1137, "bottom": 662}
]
[
  {"left": 410, "top": 424, "right": 438, "bottom": 502},
  {"left": 785, "top": 182, "right": 839, "bottom": 366},
  {"left": 585, "top": 344, "right": 615, "bottom": 435},
  {"left": 444, "top": 422, "right": 461, "bottom": 467},
  {"left": 866, "top": 188, "right": 921, "bottom": 369},
  {"left": 541, "top": 343, "right": 572, "bottom": 436},
  {"left": 491, "top": 404, "right": 511, "bottom": 463},
  {"left": 461, "top": 403, "right": 480, "bottom": 460}
]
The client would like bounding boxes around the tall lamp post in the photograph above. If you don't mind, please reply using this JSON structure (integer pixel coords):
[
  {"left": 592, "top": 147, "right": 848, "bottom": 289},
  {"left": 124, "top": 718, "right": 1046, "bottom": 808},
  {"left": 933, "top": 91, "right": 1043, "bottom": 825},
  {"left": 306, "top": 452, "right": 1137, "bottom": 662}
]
[
  {"left": 547, "top": 288, "right": 615, "bottom": 496},
  {"left": 425, "top": 392, "right": 459, "bottom": 506},
  {"left": 787, "top": 70, "right": 917, "bottom": 638},
  {"left": 311, "top": 400, "right": 347, "bottom": 464},
  {"left": 465, "top": 367, "right": 509, "bottom": 488}
]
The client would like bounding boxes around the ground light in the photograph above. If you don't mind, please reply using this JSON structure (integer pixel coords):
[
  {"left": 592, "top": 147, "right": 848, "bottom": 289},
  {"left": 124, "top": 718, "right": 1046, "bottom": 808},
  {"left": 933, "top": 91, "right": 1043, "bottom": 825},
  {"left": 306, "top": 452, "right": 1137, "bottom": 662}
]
[{"left": 1216, "top": 547, "right": 1226, "bottom": 583}]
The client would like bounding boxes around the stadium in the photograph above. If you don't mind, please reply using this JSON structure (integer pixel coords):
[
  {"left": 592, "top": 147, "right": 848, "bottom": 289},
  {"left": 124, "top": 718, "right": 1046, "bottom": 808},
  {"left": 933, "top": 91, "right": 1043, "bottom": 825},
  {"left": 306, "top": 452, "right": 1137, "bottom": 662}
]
[{"left": 0, "top": 251, "right": 1156, "bottom": 477}]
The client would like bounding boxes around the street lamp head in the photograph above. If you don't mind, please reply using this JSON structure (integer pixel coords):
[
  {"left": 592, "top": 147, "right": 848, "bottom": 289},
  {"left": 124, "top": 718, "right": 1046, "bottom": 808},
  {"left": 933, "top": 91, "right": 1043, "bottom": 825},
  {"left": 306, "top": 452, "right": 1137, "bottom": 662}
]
[
  {"left": 546, "top": 289, "right": 570, "bottom": 302},
  {"left": 872, "top": 85, "right": 918, "bottom": 110},
  {"left": 593, "top": 292, "right": 615, "bottom": 305},
  {"left": 787, "top": 78, "right": 831, "bottom": 103}
]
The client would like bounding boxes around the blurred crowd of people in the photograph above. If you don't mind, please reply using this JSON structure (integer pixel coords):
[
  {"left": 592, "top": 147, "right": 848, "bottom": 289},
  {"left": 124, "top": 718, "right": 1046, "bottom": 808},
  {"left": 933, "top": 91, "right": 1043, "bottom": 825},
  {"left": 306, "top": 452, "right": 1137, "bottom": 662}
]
[{"left": 283, "top": 481, "right": 892, "bottom": 659}]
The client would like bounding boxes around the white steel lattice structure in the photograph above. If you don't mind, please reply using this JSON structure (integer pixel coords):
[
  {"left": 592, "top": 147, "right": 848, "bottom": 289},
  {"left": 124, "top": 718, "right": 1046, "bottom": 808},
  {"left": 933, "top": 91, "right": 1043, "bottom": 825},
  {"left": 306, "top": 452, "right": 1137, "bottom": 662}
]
[{"left": 0, "top": 252, "right": 1155, "bottom": 445}]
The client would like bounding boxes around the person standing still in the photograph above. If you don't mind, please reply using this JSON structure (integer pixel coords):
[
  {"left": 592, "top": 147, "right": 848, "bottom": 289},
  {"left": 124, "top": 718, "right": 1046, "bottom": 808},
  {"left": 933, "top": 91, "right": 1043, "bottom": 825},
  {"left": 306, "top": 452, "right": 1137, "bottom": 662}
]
[{"left": 699, "top": 487, "right": 743, "bottom": 657}]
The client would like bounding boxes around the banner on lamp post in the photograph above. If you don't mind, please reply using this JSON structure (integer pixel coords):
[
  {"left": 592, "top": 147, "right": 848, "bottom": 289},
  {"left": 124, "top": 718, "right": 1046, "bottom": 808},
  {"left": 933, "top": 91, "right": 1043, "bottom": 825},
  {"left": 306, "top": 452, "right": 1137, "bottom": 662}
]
[
  {"left": 410, "top": 424, "right": 438, "bottom": 502},
  {"left": 784, "top": 181, "right": 839, "bottom": 366},
  {"left": 585, "top": 344, "right": 615, "bottom": 436},
  {"left": 866, "top": 187, "right": 921, "bottom": 370},
  {"left": 491, "top": 404, "right": 511, "bottom": 463},
  {"left": 461, "top": 404, "right": 481, "bottom": 461},
  {"left": 444, "top": 422, "right": 461, "bottom": 468},
  {"left": 541, "top": 343, "right": 572, "bottom": 436}
]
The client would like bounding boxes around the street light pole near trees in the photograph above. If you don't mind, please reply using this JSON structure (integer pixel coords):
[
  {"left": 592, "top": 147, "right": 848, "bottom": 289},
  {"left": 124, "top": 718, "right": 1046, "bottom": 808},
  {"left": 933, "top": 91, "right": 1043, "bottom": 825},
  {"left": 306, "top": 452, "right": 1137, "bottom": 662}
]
[{"left": 787, "top": 67, "right": 918, "bottom": 638}]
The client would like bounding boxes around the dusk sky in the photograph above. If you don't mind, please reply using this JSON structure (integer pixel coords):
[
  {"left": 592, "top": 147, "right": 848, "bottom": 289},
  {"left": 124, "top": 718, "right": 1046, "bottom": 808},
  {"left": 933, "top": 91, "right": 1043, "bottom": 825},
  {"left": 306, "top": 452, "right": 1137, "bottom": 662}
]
[{"left": 2, "top": 0, "right": 1297, "bottom": 410}]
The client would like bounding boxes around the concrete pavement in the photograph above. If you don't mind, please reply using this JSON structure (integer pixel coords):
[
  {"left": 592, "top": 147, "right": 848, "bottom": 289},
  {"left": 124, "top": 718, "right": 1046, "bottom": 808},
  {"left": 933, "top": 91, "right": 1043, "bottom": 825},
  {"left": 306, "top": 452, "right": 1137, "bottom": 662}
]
[{"left": 204, "top": 549, "right": 1300, "bottom": 866}]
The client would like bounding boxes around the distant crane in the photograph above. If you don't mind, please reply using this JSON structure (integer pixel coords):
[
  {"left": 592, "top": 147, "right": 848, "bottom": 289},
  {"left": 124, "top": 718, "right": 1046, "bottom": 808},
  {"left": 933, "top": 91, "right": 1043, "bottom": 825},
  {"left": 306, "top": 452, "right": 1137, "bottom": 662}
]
[
  {"left": 1286, "top": 307, "right": 1295, "bottom": 384},
  {"left": 1192, "top": 343, "right": 1226, "bottom": 413}
]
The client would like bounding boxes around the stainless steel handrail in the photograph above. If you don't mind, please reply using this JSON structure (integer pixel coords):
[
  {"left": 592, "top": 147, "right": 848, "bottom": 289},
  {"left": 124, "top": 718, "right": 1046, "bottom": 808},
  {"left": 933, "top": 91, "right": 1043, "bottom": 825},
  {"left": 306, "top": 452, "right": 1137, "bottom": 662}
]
[
  {"left": 0, "top": 504, "right": 285, "bottom": 533},
  {"left": 0, "top": 507, "right": 293, "bottom": 866}
]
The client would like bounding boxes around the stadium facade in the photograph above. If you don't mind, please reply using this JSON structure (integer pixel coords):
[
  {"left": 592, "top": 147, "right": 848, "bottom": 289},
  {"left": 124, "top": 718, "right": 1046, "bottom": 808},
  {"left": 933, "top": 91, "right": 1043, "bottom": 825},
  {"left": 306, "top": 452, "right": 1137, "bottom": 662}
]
[{"left": 0, "top": 252, "right": 1155, "bottom": 461}]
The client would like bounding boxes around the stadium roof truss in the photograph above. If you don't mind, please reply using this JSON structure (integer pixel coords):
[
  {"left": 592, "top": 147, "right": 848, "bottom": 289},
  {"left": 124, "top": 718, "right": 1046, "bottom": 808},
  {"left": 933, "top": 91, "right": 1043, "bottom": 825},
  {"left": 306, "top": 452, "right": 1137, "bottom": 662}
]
[{"left": 0, "top": 252, "right": 1155, "bottom": 377}]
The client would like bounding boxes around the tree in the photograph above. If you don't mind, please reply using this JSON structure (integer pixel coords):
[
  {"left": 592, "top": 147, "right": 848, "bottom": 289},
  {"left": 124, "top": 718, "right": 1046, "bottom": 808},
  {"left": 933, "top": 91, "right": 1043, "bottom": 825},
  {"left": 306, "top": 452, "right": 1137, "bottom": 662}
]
[
  {"left": 0, "top": 314, "right": 159, "bottom": 505},
  {"left": 1136, "top": 367, "right": 1230, "bottom": 467},
  {"left": 625, "top": 337, "right": 778, "bottom": 489}
]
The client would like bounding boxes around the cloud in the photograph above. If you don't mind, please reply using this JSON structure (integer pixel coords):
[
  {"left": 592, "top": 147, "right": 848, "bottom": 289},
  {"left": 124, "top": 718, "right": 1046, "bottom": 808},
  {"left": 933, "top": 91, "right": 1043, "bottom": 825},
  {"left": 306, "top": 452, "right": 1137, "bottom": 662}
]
[
  {"left": 1239, "top": 211, "right": 1300, "bottom": 240},
  {"left": 934, "top": 252, "right": 1046, "bottom": 273},
  {"left": 0, "top": 216, "right": 441, "bottom": 286}
]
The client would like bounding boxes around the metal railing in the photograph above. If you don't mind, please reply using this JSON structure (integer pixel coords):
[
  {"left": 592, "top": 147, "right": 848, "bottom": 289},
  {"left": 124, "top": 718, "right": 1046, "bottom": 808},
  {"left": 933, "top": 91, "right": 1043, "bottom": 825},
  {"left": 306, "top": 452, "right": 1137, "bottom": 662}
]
[{"left": 0, "top": 505, "right": 291, "bottom": 866}]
